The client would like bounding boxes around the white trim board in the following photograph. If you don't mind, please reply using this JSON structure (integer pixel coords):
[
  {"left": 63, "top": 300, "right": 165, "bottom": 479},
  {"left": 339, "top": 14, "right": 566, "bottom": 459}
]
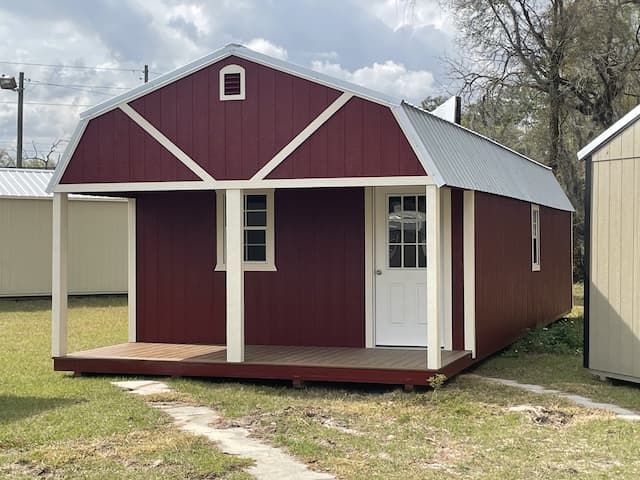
[
  {"left": 252, "top": 92, "right": 353, "bottom": 180},
  {"left": 54, "top": 176, "right": 434, "bottom": 193},
  {"left": 118, "top": 104, "right": 216, "bottom": 183}
]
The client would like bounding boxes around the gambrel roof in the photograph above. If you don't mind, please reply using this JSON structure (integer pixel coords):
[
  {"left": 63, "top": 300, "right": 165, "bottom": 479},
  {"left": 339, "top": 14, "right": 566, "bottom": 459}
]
[{"left": 48, "top": 43, "right": 573, "bottom": 211}]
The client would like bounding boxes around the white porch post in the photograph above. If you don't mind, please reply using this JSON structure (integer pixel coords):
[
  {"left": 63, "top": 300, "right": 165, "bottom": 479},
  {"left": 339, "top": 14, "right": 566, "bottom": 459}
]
[
  {"left": 127, "top": 198, "right": 137, "bottom": 343},
  {"left": 52, "top": 192, "right": 68, "bottom": 358},
  {"left": 426, "top": 184, "right": 442, "bottom": 369},
  {"left": 463, "top": 191, "right": 476, "bottom": 357},
  {"left": 225, "top": 189, "right": 245, "bottom": 362}
]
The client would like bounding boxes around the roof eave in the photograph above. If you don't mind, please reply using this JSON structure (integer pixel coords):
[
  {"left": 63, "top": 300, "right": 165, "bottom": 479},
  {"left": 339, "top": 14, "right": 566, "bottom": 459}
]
[{"left": 577, "top": 103, "right": 640, "bottom": 160}]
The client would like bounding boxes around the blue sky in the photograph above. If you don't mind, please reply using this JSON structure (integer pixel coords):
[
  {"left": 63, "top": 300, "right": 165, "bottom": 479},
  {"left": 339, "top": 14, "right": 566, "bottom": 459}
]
[{"left": 0, "top": 0, "right": 455, "bottom": 161}]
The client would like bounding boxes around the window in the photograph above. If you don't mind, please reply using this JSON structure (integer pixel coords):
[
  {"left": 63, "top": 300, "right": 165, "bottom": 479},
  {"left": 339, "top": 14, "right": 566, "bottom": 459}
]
[
  {"left": 215, "top": 190, "right": 275, "bottom": 271},
  {"left": 219, "top": 64, "right": 245, "bottom": 101},
  {"left": 531, "top": 204, "right": 540, "bottom": 271},
  {"left": 388, "top": 194, "right": 427, "bottom": 269}
]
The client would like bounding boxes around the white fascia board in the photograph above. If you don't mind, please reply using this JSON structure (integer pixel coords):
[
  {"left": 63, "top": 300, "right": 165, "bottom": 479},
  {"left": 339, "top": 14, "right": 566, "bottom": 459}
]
[
  {"left": 46, "top": 119, "right": 88, "bottom": 193},
  {"left": 80, "top": 45, "right": 399, "bottom": 122},
  {"left": 392, "top": 105, "right": 446, "bottom": 187},
  {"left": 577, "top": 103, "right": 640, "bottom": 160}
]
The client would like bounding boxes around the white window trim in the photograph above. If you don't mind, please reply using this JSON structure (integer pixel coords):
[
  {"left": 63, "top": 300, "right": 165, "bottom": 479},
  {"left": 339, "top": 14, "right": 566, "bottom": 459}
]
[
  {"left": 219, "top": 64, "right": 246, "bottom": 101},
  {"left": 215, "top": 189, "right": 276, "bottom": 271},
  {"left": 531, "top": 203, "right": 541, "bottom": 271}
]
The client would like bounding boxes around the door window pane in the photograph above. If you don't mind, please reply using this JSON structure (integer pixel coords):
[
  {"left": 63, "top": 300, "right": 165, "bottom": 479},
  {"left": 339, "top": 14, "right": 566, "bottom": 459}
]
[
  {"left": 246, "top": 194, "right": 267, "bottom": 210},
  {"left": 245, "top": 230, "right": 266, "bottom": 245},
  {"left": 404, "top": 245, "right": 416, "bottom": 267},
  {"left": 246, "top": 245, "right": 266, "bottom": 262},
  {"left": 389, "top": 245, "right": 402, "bottom": 267},
  {"left": 388, "top": 196, "right": 402, "bottom": 244},
  {"left": 418, "top": 195, "right": 426, "bottom": 213},
  {"left": 418, "top": 245, "right": 426, "bottom": 267},
  {"left": 403, "top": 219, "right": 416, "bottom": 243},
  {"left": 246, "top": 211, "right": 267, "bottom": 227}
]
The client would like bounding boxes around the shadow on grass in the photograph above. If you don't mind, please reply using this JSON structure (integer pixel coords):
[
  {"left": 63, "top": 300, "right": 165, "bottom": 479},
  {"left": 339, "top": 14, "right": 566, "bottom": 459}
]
[{"left": 0, "top": 395, "right": 78, "bottom": 425}]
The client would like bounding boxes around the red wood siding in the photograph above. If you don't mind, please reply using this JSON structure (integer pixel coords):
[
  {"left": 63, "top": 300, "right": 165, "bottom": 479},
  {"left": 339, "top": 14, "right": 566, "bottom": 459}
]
[
  {"left": 61, "top": 109, "right": 199, "bottom": 184},
  {"left": 135, "top": 188, "right": 364, "bottom": 347},
  {"left": 267, "top": 97, "right": 426, "bottom": 178},
  {"left": 129, "top": 56, "right": 342, "bottom": 180},
  {"left": 474, "top": 192, "right": 572, "bottom": 358},
  {"left": 245, "top": 188, "right": 365, "bottom": 347},
  {"left": 136, "top": 191, "right": 226, "bottom": 343},
  {"left": 450, "top": 188, "right": 465, "bottom": 350}
]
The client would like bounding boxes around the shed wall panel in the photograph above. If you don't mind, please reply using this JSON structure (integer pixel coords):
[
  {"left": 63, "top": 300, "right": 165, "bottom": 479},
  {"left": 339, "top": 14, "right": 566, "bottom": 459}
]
[
  {"left": 61, "top": 109, "right": 200, "bottom": 184},
  {"left": 474, "top": 192, "right": 572, "bottom": 358},
  {"left": 135, "top": 188, "right": 365, "bottom": 347},
  {"left": 130, "top": 56, "right": 341, "bottom": 180},
  {"left": 266, "top": 97, "right": 426, "bottom": 179},
  {"left": 0, "top": 198, "right": 127, "bottom": 296},
  {"left": 590, "top": 123, "right": 640, "bottom": 379}
]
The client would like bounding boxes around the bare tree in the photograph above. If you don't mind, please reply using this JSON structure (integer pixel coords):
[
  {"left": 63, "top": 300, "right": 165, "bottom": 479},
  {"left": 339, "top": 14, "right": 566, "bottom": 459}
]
[
  {"left": 0, "top": 149, "right": 13, "bottom": 167},
  {"left": 23, "top": 140, "right": 63, "bottom": 170}
]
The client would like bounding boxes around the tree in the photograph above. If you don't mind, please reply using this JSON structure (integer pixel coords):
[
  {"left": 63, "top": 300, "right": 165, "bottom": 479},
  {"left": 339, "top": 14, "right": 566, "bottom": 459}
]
[
  {"left": 444, "top": 0, "right": 640, "bottom": 280},
  {"left": 23, "top": 140, "right": 62, "bottom": 170},
  {"left": 0, "top": 149, "right": 12, "bottom": 167}
]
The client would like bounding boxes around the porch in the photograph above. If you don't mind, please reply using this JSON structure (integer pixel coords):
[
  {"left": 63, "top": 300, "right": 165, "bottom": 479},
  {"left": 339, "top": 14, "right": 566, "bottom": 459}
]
[{"left": 54, "top": 343, "right": 474, "bottom": 386}]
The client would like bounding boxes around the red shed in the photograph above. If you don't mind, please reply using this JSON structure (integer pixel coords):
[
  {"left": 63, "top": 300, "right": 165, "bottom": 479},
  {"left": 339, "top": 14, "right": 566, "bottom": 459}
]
[{"left": 48, "top": 44, "right": 574, "bottom": 387}]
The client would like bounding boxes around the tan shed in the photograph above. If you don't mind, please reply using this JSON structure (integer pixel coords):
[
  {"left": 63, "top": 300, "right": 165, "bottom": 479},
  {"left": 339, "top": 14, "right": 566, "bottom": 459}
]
[
  {"left": 0, "top": 168, "right": 127, "bottom": 297},
  {"left": 579, "top": 106, "right": 640, "bottom": 383}
]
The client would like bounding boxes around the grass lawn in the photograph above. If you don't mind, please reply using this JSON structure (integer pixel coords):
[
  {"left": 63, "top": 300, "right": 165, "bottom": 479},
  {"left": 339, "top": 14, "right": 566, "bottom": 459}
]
[
  {"left": 0, "top": 296, "right": 251, "bottom": 480},
  {"left": 2, "top": 292, "right": 640, "bottom": 479}
]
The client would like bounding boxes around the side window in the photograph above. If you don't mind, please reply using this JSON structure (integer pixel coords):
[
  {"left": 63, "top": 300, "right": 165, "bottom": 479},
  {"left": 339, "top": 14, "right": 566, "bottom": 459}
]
[
  {"left": 216, "top": 190, "right": 275, "bottom": 271},
  {"left": 531, "top": 204, "right": 540, "bottom": 271}
]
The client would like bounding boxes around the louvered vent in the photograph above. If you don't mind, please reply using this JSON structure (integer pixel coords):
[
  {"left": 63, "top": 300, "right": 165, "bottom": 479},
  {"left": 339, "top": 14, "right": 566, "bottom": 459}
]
[{"left": 224, "top": 73, "right": 241, "bottom": 96}]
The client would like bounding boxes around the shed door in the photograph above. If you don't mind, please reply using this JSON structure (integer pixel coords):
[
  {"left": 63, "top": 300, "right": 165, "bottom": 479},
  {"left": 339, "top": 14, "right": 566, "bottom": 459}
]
[{"left": 374, "top": 188, "right": 428, "bottom": 346}]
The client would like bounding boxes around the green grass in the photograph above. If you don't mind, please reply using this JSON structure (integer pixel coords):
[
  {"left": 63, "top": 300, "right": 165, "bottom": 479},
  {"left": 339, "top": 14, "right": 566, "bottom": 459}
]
[
  {"left": 0, "top": 296, "right": 251, "bottom": 480},
  {"left": 474, "top": 284, "right": 640, "bottom": 412},
  {"left": 3, "top": 291, "right": 640, "bottom": 479}
]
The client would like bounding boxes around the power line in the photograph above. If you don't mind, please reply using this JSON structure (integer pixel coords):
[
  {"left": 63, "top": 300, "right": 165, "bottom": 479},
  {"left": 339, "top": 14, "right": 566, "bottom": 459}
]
[
  {"left": 0, "top": 101, "right": 92, "bottom": 107},
  {"left": 0, "top": 60, "right": 146, "bottom": 73},
  {"left": 30, "top": 80, "right": 131, "bottom": 90}
]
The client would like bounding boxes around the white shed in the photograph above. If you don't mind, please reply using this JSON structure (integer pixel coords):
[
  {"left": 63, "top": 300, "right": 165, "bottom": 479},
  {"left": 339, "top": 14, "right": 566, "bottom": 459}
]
[{"left": 0, "top": 168, "right": 127, "bottom": 296}]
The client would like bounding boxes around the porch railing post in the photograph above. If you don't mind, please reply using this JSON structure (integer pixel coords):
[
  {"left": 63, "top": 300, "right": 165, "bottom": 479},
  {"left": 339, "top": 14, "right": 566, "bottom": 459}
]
[
  {"left": 426, "top": 184, "right": 442, "bottom": 369},
  {"left": 128, "top": 198, "right": 137, "bottom": 343},
  {"left": 52, "top": 192, "right": 68, "bottom": 358},
  {"left": 225, "top": 189, "right": 245, "bottom": 362}
]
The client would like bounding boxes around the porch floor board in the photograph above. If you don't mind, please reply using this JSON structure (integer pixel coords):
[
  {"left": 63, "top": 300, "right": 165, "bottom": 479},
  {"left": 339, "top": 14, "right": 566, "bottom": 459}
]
[{"left": 55, "top": 343, "right": 474, "bottom": 386}]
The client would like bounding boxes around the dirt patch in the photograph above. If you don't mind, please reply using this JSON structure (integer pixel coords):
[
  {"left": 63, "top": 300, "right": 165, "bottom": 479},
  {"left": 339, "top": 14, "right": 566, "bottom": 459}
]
[
  {"left": 1, "top": 460, "right": 54, "bottom": 479},
  {"left": 508, "top": 405, "right": 573, "bottom": 427}
]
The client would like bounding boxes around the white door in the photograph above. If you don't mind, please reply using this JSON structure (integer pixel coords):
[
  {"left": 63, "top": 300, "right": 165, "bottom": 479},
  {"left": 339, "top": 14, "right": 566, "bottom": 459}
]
[{"left": 374, "top": 188, "right": 428, "bottom": 347}]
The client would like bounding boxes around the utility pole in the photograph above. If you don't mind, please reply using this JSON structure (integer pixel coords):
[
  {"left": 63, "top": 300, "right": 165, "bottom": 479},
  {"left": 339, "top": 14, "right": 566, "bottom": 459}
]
[
  {"left": 16, "top": 72, "right": 23, "bottom": 168},
  {"left": 144, "top": 65, "right": 149, "bottom": 83}
]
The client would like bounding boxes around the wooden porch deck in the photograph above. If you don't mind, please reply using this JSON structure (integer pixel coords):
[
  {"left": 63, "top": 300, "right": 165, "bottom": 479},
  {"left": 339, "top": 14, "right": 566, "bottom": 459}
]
[{"left": 54, "top": 343, "right": 474, "bottom": 387}]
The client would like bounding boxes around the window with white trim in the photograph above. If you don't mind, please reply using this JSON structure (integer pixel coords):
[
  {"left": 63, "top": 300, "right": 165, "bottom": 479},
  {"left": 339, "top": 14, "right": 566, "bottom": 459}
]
[
  {"left": 531, "top": 204, "right": 540, "bottom": 271},
  {"left": 215, "top": 190, "right": 276, "bottom": 271},
  {"left": 219, "top": 64, "right": 245, "bottom": 101}
]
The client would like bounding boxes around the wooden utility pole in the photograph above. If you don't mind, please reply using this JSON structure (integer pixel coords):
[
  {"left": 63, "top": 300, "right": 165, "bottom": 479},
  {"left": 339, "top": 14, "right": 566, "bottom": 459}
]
[
  {"left": 16, "top": 72, "right": 23, "bottom": 168},
  {"left": 144, "top": 65, "right": 149, "bottom": 83}
]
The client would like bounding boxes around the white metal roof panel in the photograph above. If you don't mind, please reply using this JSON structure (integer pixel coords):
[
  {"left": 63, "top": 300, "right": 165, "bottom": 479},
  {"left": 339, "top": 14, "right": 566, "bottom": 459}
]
[
  {"left": 577, "top": 103, "right": 640, "bottom": 160},
  {"left": 401, "top": 103, "right": 574, "bottom": 212}
]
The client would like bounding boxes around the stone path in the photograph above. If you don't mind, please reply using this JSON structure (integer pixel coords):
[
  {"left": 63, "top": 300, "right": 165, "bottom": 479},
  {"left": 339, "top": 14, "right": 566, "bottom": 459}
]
[
  {"left": 112, "top": 380, "right": 334, "bottom": 480},
  {"left": 466, "top": 374, "right": 640, "bottom": 421}
]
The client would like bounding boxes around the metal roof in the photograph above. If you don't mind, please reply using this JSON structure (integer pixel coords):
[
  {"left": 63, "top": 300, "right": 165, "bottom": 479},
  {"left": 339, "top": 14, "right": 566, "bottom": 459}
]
[
  {"left": 577, "top": 103, "right": 640, "bottom": 160},
  {"left": 401, "top": 103, "right": 574, "bottom": 212},
  {"left": 0, "top": 168, "right": 122, "bottom": 201},
  {"left": 0, "top": 168, "right": 55, "bottom": 198}
]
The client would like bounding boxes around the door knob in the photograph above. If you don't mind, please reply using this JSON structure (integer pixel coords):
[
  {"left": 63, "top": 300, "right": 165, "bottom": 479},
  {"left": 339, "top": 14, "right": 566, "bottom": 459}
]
[{"left": 375, "top": 269, "right": 382, "bottom": 275}]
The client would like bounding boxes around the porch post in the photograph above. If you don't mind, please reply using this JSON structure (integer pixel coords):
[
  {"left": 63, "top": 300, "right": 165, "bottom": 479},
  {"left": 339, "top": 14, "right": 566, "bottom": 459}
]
[
  {"left": 52, "top": 192, "right": 68, "bottom": 358},
  {"left": 225, "top": 189, "right": 245, "bottom": 362},
  {"left": 127, "top": 198, "right": 137, "bottom": 343},
  {"left": 426, "top": 184, "right": 442, "bottom": 369},
  {"left": 463, "top": 191, "right": 476, "bottom": 357}
]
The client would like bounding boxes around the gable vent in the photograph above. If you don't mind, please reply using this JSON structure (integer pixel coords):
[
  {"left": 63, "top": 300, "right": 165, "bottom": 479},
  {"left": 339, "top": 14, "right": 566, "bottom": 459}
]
[
  {"left": 224, "top": 73, "right": 241, "bottom": 96},
  {"left": 219, "top": 64, "right": 245, "bottom": 101}
]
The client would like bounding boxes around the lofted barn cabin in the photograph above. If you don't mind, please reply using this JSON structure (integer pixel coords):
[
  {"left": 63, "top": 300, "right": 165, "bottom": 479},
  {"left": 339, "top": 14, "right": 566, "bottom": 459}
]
[{"left": 48, "top": 44, "right": 573, "bottom": 388}]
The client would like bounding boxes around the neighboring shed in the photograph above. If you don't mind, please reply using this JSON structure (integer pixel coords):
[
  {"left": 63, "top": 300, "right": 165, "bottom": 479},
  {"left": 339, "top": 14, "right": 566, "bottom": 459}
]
[
  {"left": 47, "top": 44, "right": 573, "bottom": 387},
  {"left": 0, "top": 168, "right": 127, "bottom": 296},
  {"left": 578, "top": 106, "right": 640, "bottom": 383}
]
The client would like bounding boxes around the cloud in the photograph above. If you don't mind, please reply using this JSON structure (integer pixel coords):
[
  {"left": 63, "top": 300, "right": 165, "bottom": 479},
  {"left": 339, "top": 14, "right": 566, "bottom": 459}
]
[
  {"left": 245, "top": 38, "right": 288, "bottom": 60},
  {"left": 311, "top": 60, "right": 434, "bottom": 101}
]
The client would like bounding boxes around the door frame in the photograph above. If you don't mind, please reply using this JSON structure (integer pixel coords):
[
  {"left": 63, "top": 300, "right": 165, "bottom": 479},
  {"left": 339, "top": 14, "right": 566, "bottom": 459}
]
[{"left": 364, "top": 185, "right": 452, "bottom": 349}]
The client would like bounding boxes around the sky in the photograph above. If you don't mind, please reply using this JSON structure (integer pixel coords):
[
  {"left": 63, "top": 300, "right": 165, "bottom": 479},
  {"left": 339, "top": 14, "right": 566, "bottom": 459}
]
[{"left": 0, "top": 0, "right": 456, "bottom": 163}]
